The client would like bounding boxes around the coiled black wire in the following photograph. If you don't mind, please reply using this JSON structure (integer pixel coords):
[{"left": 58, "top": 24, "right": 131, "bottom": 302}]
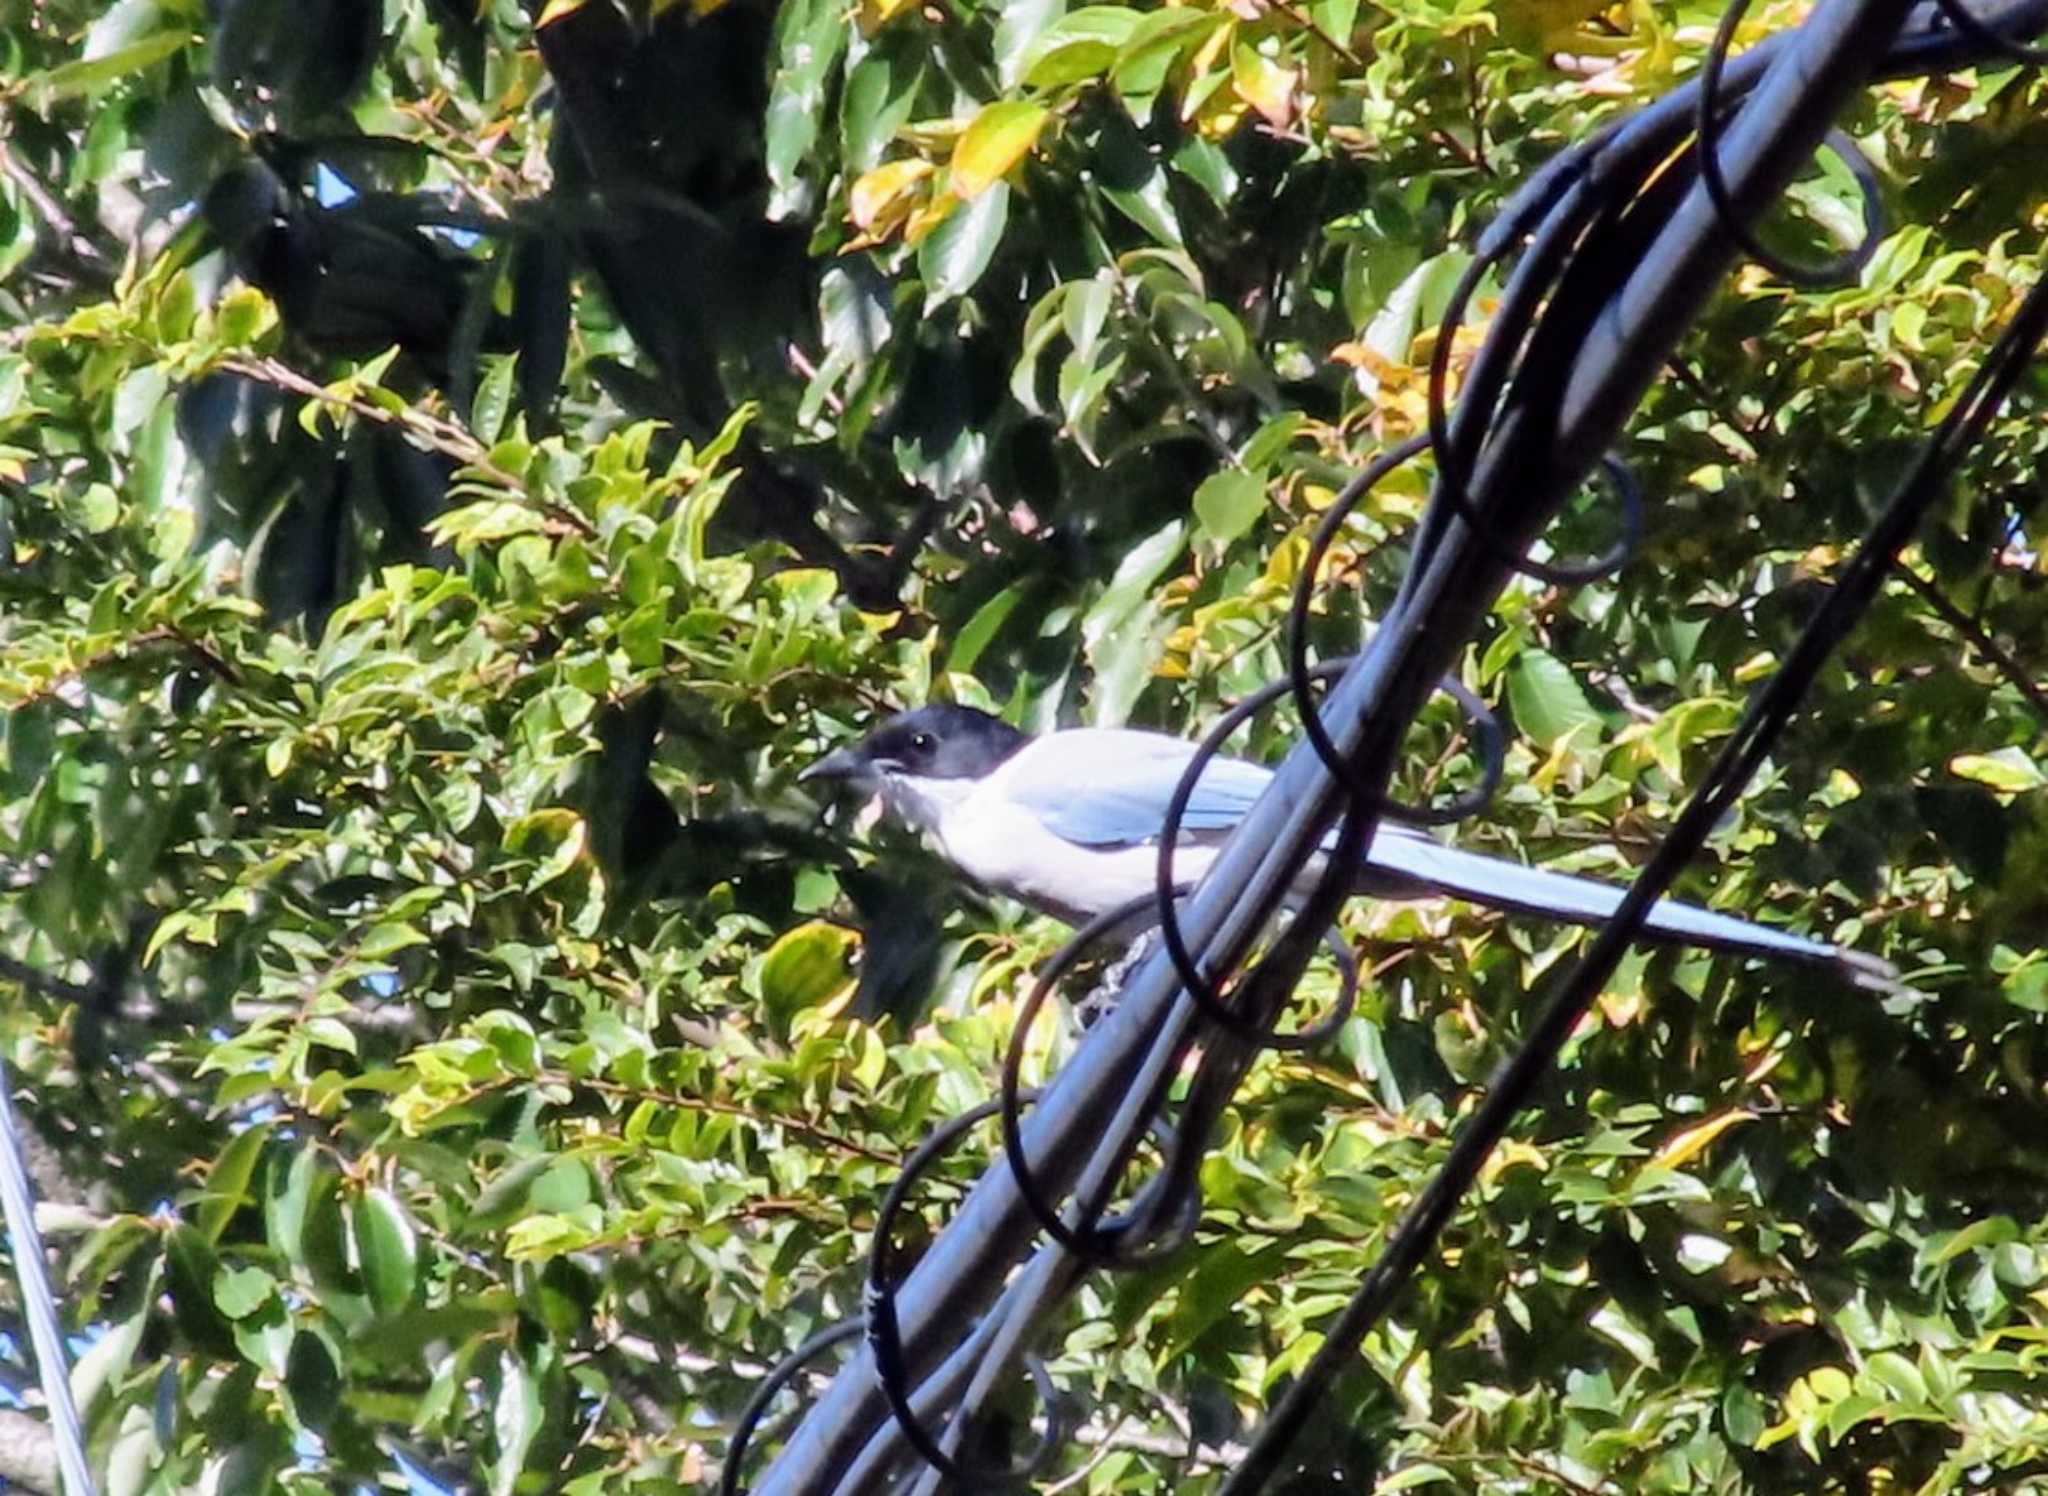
[
  {"left": 864, "top": 1092, "right": 1076, "bottom": 1486},
  {"left": 995, "top": 885, "right": 1358, "bottom": 1263},
  {"left": 1410, "top": 180, "right": 1649, "bottom": 590},
  {"left": 720, "top": 1319, "right": 863, "bottom": 1496},
  {"left": 1697, "top": 0, "right": 1887, "bottom": 286},
  {"left": 747, "top": 7, "right": 2048, "bottom": 1492},
  {"left": 1284, "top": 439, "right": 1507, "bottom": 822},
  {"left": 995, "top": 893, "right": 1210, "bottom": 1264}
]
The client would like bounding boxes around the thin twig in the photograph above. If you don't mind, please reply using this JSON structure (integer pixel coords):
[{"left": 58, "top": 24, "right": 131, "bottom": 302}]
[
  {"left": 1892, "top": 562, "right": 2048, "bottom": 727},
  {"left": 573, "top": 1076, "right": 903, "bottom": 1165},
  {"left": 219, "top": 355, "right": 599, "bottom": 540},
  {"left": 156, "top": 625, "right": 244, "bottom": 687},
  {"left": 1255, "top": 0, "right": 1362, "bottom": 65}
]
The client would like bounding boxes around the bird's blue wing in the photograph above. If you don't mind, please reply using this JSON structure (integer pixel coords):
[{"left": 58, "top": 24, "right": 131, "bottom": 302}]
[{"left": 994, "top": 729, "right": 1275, "bottom": 848}]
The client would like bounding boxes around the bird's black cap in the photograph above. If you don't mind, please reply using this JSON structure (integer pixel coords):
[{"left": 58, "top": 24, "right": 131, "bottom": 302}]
[{"left": 799, "top": 705, "right": 1032, "bottom": 785}]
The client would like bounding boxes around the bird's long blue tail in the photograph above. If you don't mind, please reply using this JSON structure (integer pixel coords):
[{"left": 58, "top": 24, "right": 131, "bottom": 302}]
[{"left": 1357, "top": 824, "right": 1902, "bottom": 992}]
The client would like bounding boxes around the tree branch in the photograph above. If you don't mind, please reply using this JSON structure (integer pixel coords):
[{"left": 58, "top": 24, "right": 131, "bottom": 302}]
[
  {"left": 0, "top": 134, "right": 115, "bottom": 292},
  {"left": 0, "top": 957, "right": 87, "bottom": 1006}
]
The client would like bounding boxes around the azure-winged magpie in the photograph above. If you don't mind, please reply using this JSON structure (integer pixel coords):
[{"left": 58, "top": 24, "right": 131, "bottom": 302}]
[{"left": 801, "top": 704, "right": 1897, "bottom": 988}]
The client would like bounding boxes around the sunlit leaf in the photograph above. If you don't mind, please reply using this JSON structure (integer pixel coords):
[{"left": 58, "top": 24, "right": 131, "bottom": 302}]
[
  {"left": 951, "top": 100, "right": 1049, "bottom": 199},
  {"left": 1508, "top": 649, "right": 1601, "bottom": 750},
  {"left": 1949, "top": 748, "right": 2045, "bottom": 793},
  {"left": 1193, "top": 468, "right": 1266, "bottom": 544},
  {"left": 918, "top": 180, "right": 1010, "bottom": 307},
  {"left": 1646, "top": 1109, "right": 1754, "bottom": 1173}
]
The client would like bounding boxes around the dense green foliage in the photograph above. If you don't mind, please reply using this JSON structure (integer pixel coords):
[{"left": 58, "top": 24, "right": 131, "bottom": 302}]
[{"left": 2, "top": 0, "right": 2047, "bottom": 1491}]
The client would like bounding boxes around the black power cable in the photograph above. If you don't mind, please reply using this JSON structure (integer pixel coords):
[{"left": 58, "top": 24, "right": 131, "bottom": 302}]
[
  {"left": 739, "top": 4, "right": 2048, "bottom": 1492},
  {"left": 1217, "top": 249, "right": 2048, "bottom": 1496}
]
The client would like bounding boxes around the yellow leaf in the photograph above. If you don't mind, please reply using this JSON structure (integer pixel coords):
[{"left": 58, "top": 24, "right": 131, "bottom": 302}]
[
  {"left": 535, "top": 0, "right": 589, "bottom": 27},
  {"left": 848, "top": 158, "right": 935, "bottom": 231},
  {"left": 1230, "top": 38, "right": 1297, "bottom": 130},
  {"left": 900, "top": 189, "right": 959, "bottom": 248},
  {"left": 951, "top": 100, "right": 1050, "bottom": 200},
  {"left": 1196, "top": 99, "right": 1249, "bottom": 140},
  {"left": 1479, "top": 1139, "right": 1547, "bottom": 1186},
  {"left": 1648, "top": 1109, "right": 1755, "bottom": 1173},
  {"left": 856, "top": 0, "right": 921, "bottom": 33},
  {"left": 1188, "top": 16, "right": 1233, "bottom": 75},
  {"left": 897, "top": 116, "right": 970, "bottom": 151},
  {"left": 1598, "top": 987, "right": 1645, "bottom": 1027},
  {"left": 1950, "top": 748, "right": 2047, "bottom": 794}
]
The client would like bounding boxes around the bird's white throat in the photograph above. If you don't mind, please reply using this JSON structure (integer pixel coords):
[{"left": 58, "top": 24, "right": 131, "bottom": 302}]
[{"left": 877, "top": 771, "right": 981, "bottom": 834}]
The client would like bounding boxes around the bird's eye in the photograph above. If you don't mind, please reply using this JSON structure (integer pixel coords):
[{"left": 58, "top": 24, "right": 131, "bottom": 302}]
[{"left": 910, "top": 731, "right": 936, "bottom": 754}]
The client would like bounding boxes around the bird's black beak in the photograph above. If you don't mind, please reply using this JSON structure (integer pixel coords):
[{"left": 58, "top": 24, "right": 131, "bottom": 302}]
[{"left": 798, "top": 745, "right": 869, "bottom": 786}]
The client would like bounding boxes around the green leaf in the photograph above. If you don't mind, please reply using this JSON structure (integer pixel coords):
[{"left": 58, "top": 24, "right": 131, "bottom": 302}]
[
  {"left": 1864, "top": 1350, "right": 1929, "bottom": 1404},
  {"left": 1082, "top": 520, "right": 1185, "bottom": 724},
  {"left": 357, "top": 919, "right": 429, "bottom": 959},
  {"left": 1193, "top": 468, "right": 1266, "bottom": 544},
  {"left": 841, "top": 44, "right": 926, "bottom": 171},
  {"left": 1924, "top": 1215, "right": 2020, "bottom": 1266},
  {"left": 1379, "top": 1465, "right": 1456, "bottom": 1492},
  {"left": 303, "top": 1016, "right": 357, "bottom": 1056},
  {"left": 352, "top": 1187, "right": 420, "bottom": 1316},
  {"left": 1021, "top": 6, "right": 1142, "bottom": 87},
  {"left": 949, "top": 584, "right": 1030, "bottom": 674},
  {"left": 26, "top": 30, "right": 190, "bottom": 108},
  {"left": 757, "top": 921, "right": 860, "bottom": 1026},
  {"left": 764, "top": 0, "right": 849, "bottom": 216},
  {"left": 298, "top": 1168, "right": 364, "bottom": 1310},
  {"left": 1164, "top": 1240, "right": 1279, "bottom": 1362},
  {"left": 2003, "top": 959, "right": 2048, "bottom": 1014},
  {"left": 471, "top": 353, "right": 517, "bottom": 444},
  {"left": 465, "top": 1155, "right": 554, "bottom": 1236},
  {"left": 214, "top": 1264, "right": 279, "bottom": 1320},
  {"left": 86, "top": 0, "right": 171, "bottom": 58},
  {"left": 73, "top": 1300, "right": 150, "bottom": 1415},
  {"left": 263, "top": 735, "right": 294, "bottom": 779},
  {"left": 265, "top": 1148, "right": 324, "bottom": 1268},
  {"left": 952, "top": 101, "right": 1049, "bottom": 200},
  {"left": 105, "top": 1404, "right": 157, "bottom": 1496},
  {"left": 285, "top": 1330, "right": 341, "bottom": 1432},
  {"left": 996, "top": 0, "right": 1068, "bottom": 85},
  {"left": 1094, "top": 110, "right": 1183, "bottom": 247},
  {"left": 919, "top": 181, "right": 1010, "bottom": 309},
  {"left": 67, "top": 1215, "right": 155, "bottom": 1305},
  {"left": 1238, "top": 411, "right": 1307, "bottom": 472},
  {"left": 164, "top": 1224, "right": 238, "bottom": 1356},
  {"left": 1365, "top": 250, "right": 1475, "bottom": 361},
  {"left": 1508, "top": 650, "right": 1601, "bottom": 750},
  {"left": 492, "top": 1347, "right": 542, "bottom": 1496},
  {"left": 506, "top": 809, "right": 590, "bottom": 889},
  {"left": 66, "top": 482, "right": 121, "bottom": 534},
  {"left": 1111, "top": 7, "right": 1220, "bottom": 100},
  {"left": 199, "top": 1123, "right": 272, "bottom": 1242}
]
